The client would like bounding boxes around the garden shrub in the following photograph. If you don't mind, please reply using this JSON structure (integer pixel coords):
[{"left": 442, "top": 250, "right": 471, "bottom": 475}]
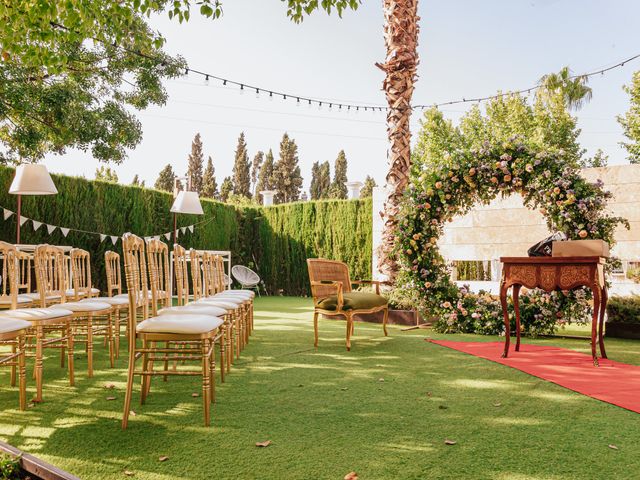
[{"left": 607, "top": 296, "right": 640, "bottom": 325}]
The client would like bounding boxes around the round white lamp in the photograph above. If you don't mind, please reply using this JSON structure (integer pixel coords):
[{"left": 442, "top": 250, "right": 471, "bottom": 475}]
[
  {"left": 9, "top": 164, "right": 58, "bottom": 243},
  {"left": 170, "top": 190, "right": 204, "bottom": 242}
]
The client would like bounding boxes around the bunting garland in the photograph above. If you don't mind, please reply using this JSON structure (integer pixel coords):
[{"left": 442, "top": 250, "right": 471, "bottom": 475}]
[{"left": 0, "top": 205, "right": 209, "bottom": 245}]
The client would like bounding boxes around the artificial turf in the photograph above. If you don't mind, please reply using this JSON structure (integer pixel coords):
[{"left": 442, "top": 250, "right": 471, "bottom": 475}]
[{"left": 0, "top": 296, "right": 639, "bottom": 479}]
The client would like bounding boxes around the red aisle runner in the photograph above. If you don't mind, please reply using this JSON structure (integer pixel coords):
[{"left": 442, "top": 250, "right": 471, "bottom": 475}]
[{"left": 428, "top": 340, "right": 640, "bottom": 413}]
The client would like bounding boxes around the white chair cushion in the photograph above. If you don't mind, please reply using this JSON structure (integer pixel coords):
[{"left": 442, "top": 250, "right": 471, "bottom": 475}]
[
  {"left": 227, "top": 289, "right": 256, "bottom": 297},
  {"left": 137, "top": 315, "right": 224, "bottom": 334},
  {"left": 50, "top": 301, "right": 112, "bottom": 312},
  {"left": 80, "top": 296, "right": 129, "bottom": 306},
  {"left": 158, "top": 305, "right": 228, "bottom": 317},
  {"left": 194, "top": 298, "right": 240, "bottom": 309},
  {"left": 22, "top": 292, "right": 61, "bottom": 302},
  {"left": 208, "top": 295, "right": 245, "bottom": 304},
  {"left": 114, "top": 293, "right": 129, "bottom": 300},
  {"left": 0, "top": 308, "right": 73, "bottom": 320},
  {"left": 0, "top": 295, "right": 33, "bottom": 305},
  {"left": 216, "top": 293, "right": 252, "bottom": 301},
  {"left": 0, "top": 318, "right": 32, "bottom": 334}
]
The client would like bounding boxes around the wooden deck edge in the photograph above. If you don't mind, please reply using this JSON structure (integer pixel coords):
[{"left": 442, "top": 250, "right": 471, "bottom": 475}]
[{"left": 0, "top": 440, "right": 81, "bottom": 480}]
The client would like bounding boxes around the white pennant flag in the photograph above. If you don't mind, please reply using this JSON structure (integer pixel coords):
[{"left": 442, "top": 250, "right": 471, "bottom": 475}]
[
  {"left": 46, "top": 224, "right": 57, "bottom": 235},
  {"left": 154, "top": 235, "right": 160, "bottom": 241},
  {"left": 99, "top": 234, "right": 107, "bottom": 243},
  {"left": 180, "top": 226, "right": 187, "bottom": 234},
  {"left": 32, "top": 220, "right": 42, "bottom": 231},
  {"left": 60, "top": 227, "right": 70, "bottom": 237},
  {"left": 175, "top": 230, "right": 179, "bottom": 239},
  {"left": 3, "top": 209, "right": 13, "bottom": 220},
  {"left": 110, "top": 236, "right": 118, "bottom": 245},
  {"left": 19, "top": 216, "right": 29, "bottom": 226},
  {"left": 188, "top": 225, "right": 194, "bottom": 233},
  {"left": 164, "top": 232, "right": 171, "bottom": 241}
]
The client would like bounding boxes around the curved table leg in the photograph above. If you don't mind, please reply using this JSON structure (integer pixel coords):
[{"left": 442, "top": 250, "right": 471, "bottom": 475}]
[
  {"left": 590, "top": 285, "right": 601, "bottom": 367},
  {"left": 598, "top": 286, "right": 608, "bottom": 359},
  {"left": 513, "top": 285, "right": 522, "bottom": 352},
  {"left": 500, "top": 282, "right": 510, "bottom": 358}
]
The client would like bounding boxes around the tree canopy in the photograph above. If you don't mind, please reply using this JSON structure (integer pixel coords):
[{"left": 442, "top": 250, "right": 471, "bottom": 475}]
[{"left": 618, "top": 71, "right": 640, "bottom": 164}]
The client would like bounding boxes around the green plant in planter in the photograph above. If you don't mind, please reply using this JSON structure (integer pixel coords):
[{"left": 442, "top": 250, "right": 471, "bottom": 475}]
[
  {"left": 0, "top": 454, "right": 20, "bottom": 480},
  {"left": 627, "top": 267, "right": 640, "bottom": 283},
  {"left": 607, "top": 295, "right": 640, "bottom": 325}
]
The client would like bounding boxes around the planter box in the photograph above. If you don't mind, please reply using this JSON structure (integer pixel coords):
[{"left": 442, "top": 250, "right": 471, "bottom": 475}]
[
  {"left": 0, "top": 440, "right": 80, "bottom": 480},
  {"left": 324, "top": 309, "right": 424, "bottom": 326},
  {"left": 605, "top": 322, "right": 640, "bottom": 339}
]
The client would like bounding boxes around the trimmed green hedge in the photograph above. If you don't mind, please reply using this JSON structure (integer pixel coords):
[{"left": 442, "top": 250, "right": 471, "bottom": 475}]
[
  {"left": 607, "top": 295, "right": 640, "bottom": 325},
  {"left": 0, "top": 166, "right": 372, "bottom": 295}
]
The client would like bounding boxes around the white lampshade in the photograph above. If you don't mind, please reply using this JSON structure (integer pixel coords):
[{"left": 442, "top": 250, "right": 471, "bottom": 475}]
[
  {"left": 9, "top": 164, "right": 58, "bottom": 195},
  {"left": 170, "top": 191, "right": 204, "bottom": 215}
]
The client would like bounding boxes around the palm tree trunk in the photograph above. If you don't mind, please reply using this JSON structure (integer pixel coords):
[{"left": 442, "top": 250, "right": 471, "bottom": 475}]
[{"left": 376, "top": 0, "right": 420, "bottom": 282}]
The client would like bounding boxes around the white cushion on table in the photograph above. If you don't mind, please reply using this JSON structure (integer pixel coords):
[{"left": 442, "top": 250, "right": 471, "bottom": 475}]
[
  {"left": 0, "top": 295, "right": 33, "bottom": 305},
  {"left": 158, "top": 305, "right": 227, "bottom": 317},
  {"left": 80, "top": 296, "right": 128, "bottom": 306},
  {"left": 137, "top": 315, "right": 224, "bottom": 334},
  {"left": 0, "top": 318, "right": 32, "bottom": 333},
  {"left": 50, "top": 301, "right": 112, "bottom": 312},
  {"left": 0, "top": 308, "right": 73, "bottom": 320}
]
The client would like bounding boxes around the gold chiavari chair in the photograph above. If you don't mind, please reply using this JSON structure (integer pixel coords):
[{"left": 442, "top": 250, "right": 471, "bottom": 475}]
[
  {"left": 0, "top": 318, "right": 30, "bottom": 410},
  {"left": 145, "top": 240, "right": 172, "bottom": 316},
  {"left": 0, "top": 242, "right": 33, "bottom": 310},
  {"left": 121, "top": 233, "right": 224, "bottom": 428},
  {"left": 0, "top": 243, "right": 75, "bottom": 403},
  {"left": 211, "top": 255, "right": 254, "bottom": 342},
  {"left": 104, "top": 251, "right": 130, "bottom": 358},
  {"left": 37, "top": 246, "right": 114, "bottom": 375},
  {"left": 16, "top": 250, "right": 32, "bottom": 294}
]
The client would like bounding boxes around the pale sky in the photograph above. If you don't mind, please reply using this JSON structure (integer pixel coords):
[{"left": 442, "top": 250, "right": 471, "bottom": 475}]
[{"left": 43, "top": 0, "right": 640, "bottom": 193}]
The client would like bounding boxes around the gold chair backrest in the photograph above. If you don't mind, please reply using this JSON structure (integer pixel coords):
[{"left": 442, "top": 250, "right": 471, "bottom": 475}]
[
  {"left": 122, "top": 233, "right": 149, "bottom": 324},
  {"left": 214, "top": 255, "right": 226, "bottom": 293},
  {"left": 34, "top": 245, "right": 67, "bottom": 307},
  {"left": 69, "top": 248, "right": 93, "bottom": 300},
  {"left": 0, "top": 242, "right": 19, "bottom": 309},
  {"left": 105, "top": 251, "right": 122, "bottom": 297},
  {"left": 189, "top": 249, "right": 206, "bottom": 300},
  {"left": 173, "top": 244, "right": 190, "bottom": 306},
  {"left": 16, "top": 251, "right": 31, "bottom": 293},
  {"left": 146, "top": 239, "right": 171, "bottom": 315},
  {"left": 306, "top": 258, "right": 352, "bottom": 300}
]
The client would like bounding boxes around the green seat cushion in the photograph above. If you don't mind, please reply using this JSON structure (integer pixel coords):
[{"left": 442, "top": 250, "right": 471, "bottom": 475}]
[{"left": 317, "top": 292, "right": 388, "bottom": 311}]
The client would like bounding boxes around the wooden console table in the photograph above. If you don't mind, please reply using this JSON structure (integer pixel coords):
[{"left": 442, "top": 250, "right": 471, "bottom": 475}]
[{"left": 499, "top": 256, "right": 607, "bottom": 366}]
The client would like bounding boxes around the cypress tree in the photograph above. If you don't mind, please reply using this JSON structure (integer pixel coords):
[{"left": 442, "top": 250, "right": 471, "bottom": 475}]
[
  {"left": 232, "top": 132, "right": 251, "bottom": 198},
  {"left": 360, "top": 175, "right": 377, "bottom": 198},
  {"left": 186, "top": 133, "right": 204, "bottom": 192},
  {"left": 318, "top": 161, "right": 331, "bottom": 199},
  {"left": 310, "top": 161, "right": 320, "bottom": 200},
  {"left": 131, "top": 174, "right": 140, "bottom": 186},
  {"left": 154, "top": 164, "right": 176, "bottom": 192},
  {"left": 201, "top": 156, "right": 218, "bottom": 199},
  {"left": 329, "top": 150, "right": 348, "bottom": 199},
  {"left": 95, "top": 166, "right": 118, "bottom": 183},
  {"left": 251, "top": 151, "right": 264, "bottom": 196},
  {"left": 272, "top": 133, "right": 303, "bottom": 203},
  {"left": 220, "top": 176, "right": 233, "bottom": 203},
  {"left": 255, "top": 149, "right": 275, "bottom": 204}
]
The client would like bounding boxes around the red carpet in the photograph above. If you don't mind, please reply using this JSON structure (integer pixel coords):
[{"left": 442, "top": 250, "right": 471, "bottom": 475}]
[{"left": 429, "top": 340, "right": 640, "bottom": 413}]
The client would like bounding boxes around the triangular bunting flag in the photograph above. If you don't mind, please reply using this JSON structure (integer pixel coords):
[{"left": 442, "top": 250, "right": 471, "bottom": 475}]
[
  {"left": 164, "top": 232, "right": 171, "bottom": 241},
  {"left": 110, "top": 236, "right": 118, "bottom": 245},
  {"left": 46, "top": 224, "right": 57, "bottom": 235},
  {"left": 180, "top": 226, "right": 187, "bottom": 234},
  {"left": 188, "top": 225, "right": 194, "bottom": 233},
  {"left": 99, "top": 234, "right": 107, "bottom": 243},
  {"left": 60, "top": 227, "right": 70, "bottom": 237},
  {"left": 3, "top": 209, "right": 13, "bottom": 220},
  {"left": 19, "top": 216, "right": 29, "bottom": 226},
  {"left": 32, "top": 220, "right": 42, "bottom": 231}
]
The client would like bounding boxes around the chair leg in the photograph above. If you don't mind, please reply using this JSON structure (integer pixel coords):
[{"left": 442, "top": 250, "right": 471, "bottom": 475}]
[
  {"left": 219, "top": 333, "right": 225, "bottom": 383},
  {"left": 67, "top": 322, "right": 75, "bottom": 386},
  {"left": 313, "top": 311, "right": 319, "bottom": 348},
  {"left": 210, "top": 339, "right": 216, "bottom": 403},
  {"left": 108, "top": 314, "right": 115, "bottom": 368},
  {"left": 34, "top": 326, "right": 44, "bottom": 403},
  {"left": 122, "top": 336, "right": 137, "bottom": 430},
  {"left": 201, "top": 340, "right": 211, "bottom": 427},
  {"left": 87, "top": 315, "right": 94, "bottom": 378},
  {"left": 140, "top": 339, "right": 150, "bottom": 405},
  {"left": 383, "top": 307, "right": 389, "bottom": 337},
  {"left": 18, "top": 335, "right": 26, "bottom": 411},
  {"left": 10, "top": 343, "right": 16, "bottom": 387},
  {"left": 346, "top": 313, "right": 353, "bottom": 351}
]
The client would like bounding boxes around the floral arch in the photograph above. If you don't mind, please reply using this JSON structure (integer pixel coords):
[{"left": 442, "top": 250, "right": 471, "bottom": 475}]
[{"left": 394, "top": 138, "right": 627, "bottom": 335}]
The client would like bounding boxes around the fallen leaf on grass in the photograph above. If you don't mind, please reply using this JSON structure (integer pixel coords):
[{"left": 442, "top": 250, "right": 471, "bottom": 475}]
[
  {"left": 438, "top": 405, "right": 448, "bottom": 410},
  {"left": 378, "top": 378, "right": 385, "bottom": 382},
  {"left": 123, "top": 471, "right": 135, "bottom": 476},
  {"left": 158, "top": 456, "right": 169, "bottom": 462},
  {"left": 493, "top": 402, "right": 502, "bottom": 407},
  {"left": 608, "top": 444, "right": 619, "bottom": 450},
  {"left": 344, "top": 472, "right": 358, "bottom": 480},
  {"left": 426, "top": 392, "right": 432, "bottom": 397},
  {"left": 341, "top": 387, "right": 349, "bottom": 391},
  {"left": 191, "top": 393, "right": 200, "bottom": 397},
  {"left": 105, "top": 383, "right": 116, "bottom": 390},
  {"left": 129, "top": 410, "right": 136, "bottom": 417},
  {"left": 255, "top": 440, "right": 272, "bottom": 448},
  {"left": 106, "top": 396, "right": 116, "bottom": 401},
  {"left": 444, "top": 439, "right": 457, "bottom": 445}
]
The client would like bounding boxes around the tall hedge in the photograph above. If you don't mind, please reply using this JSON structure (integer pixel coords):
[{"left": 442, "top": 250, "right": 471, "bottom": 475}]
[{"left": 0, "top": 166, "right": 372, "bottom": 295}]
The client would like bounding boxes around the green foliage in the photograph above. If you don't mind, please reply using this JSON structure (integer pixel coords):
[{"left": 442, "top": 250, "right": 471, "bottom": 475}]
[
  {"left": 251, "top": 151, "right": 264, "bottom": 197},
  {"left": 220, "top": 176, "right": 233, "bottom": 203},
  {"left": 201, "top": 156, "right": 218, "bottom": 199},
  {"left": 232, "top": 132, "right": 251, "bottom": 198},
  {"left": 95, "top": 166, "right": 119, "bottom": 184},
  {"left": 607, "top": 295, "right": 640, "bottom": 325},
  {"left": 0, "top": 454, "right": 20, "bottom": 480},
  {"left": 618, "top": 71, "right": 640, "bottom": 164},
  {"left": 310, "top": 160, "right": 331, "bottom": 200},
  {"left": 186, "top": 133, "right": 204, "bottom": 192},
  {"left": 360, "top": 175, "right": 377, "bottom": 198},
  {"left": 255, "top": 149, "right": 275, "bottom": 204},
  {"left": 584, "top": 149, "right": 609, "bottom": 168},
  {"left": 329, "top": 150, "right": 348, "bottom": 199},
  {"left": 538, "top": 67, "right": 592, "bottom": 111},
  {"left": 272, "top": 133, "right": 303, "bottom": 203},
  {"left": 154, "top": 164, "right": 176, "bottom": 192}
]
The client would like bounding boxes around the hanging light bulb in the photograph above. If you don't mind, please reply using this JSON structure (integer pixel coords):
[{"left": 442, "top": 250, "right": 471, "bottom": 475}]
[
  {"left": 255, "top": 88, "right": 260, "bottom": 99},
  {"left": 269, "top": 91, "right": 274, "bottom": 101},
  {"left": 296, "top": 97, "right": 300, "bottom": 107},
  {"left": 223, "top": 79, "right": 227, "bottom": 86},
  {"left": 308, "top": 99, "right": 312, "bottom": 109},
  {"left": 205, "top": 74, "right": 210, "bottom": 85},
  {"left": 239, "top": 84, "right": 245, "bottom": 95}
]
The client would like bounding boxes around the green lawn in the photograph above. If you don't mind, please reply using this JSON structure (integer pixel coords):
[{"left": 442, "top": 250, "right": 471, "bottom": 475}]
[{"left": 1, "top": 296, "right": 639, "bottom": 479}]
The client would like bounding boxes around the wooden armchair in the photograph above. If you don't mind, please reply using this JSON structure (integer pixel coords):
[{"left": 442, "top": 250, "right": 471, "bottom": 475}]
[{"left": 307, "top": 258, "right": 388, "bottom": 351}]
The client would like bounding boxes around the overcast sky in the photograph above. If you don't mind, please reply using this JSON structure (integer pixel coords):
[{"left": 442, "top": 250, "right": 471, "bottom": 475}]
[{"left": 42, "top": 0, "right": 640, "bottom": 193}]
